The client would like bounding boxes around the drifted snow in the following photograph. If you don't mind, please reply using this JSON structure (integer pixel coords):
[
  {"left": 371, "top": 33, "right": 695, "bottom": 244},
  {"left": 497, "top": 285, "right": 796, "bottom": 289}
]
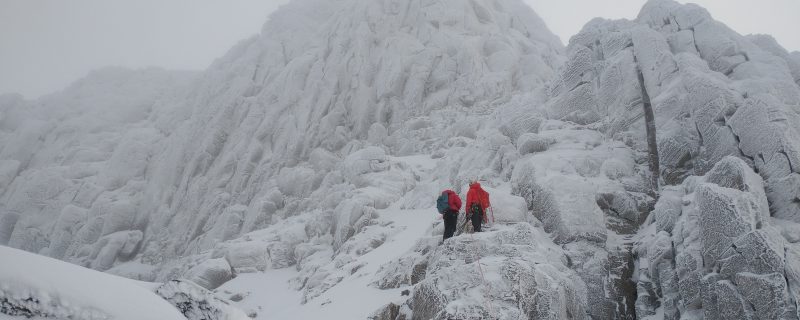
[{"left": 0, "top": 245, "right": 185, "bottom": 320}]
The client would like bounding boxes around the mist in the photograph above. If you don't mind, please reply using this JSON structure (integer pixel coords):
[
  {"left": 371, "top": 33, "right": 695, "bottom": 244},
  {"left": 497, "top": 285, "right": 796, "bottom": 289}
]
[{"left": 1, "top": 0, "right": 798, "bottom": 98}]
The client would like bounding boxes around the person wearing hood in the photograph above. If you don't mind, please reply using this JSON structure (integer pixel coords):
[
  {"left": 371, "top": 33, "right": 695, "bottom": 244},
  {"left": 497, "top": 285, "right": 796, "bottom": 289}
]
[
  {"left": 465, "top": 181, "right": 491, "bottom": 232},
  {"left": 436, "top": 189, "right": 462, "bottom": 240}
]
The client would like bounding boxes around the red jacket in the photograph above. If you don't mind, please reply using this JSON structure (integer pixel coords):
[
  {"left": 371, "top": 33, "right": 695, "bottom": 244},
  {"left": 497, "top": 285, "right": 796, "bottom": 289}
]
[
  {"left": 466, "top": 182, "right": 491, "bottom": 223},
  {"left": 443, "top": 190, "right": 462, "bottom": 212}
]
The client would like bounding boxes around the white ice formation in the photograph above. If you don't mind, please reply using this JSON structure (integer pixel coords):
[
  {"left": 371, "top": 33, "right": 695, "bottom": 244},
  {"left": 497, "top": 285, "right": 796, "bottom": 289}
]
[{"left": 1, "top": 0, "right": 799, "bottom": 319}]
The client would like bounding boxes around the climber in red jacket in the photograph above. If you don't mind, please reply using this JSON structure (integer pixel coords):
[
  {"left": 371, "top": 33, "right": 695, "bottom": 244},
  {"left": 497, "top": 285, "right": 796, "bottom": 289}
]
[
  {"left": 437, "top": 189, "right": 462, "bottom": 240},
  {"left": 465, "top": 181, "right": 491, "bottom": 232}
]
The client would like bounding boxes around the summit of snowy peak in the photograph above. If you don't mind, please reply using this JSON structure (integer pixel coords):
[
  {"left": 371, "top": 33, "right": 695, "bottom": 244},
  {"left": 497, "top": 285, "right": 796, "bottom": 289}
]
[{"left": 201, "top": 0, "right": 564, "bottom": 132}]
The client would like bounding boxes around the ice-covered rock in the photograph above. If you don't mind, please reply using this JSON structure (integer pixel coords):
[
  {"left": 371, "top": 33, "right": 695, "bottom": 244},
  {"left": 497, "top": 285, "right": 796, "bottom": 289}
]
[
  {"left": 0, "top": 0, "right": 564, "bottom": 275},
  {"left": 155, "top": 280, "right": 248, "bottom": 320},
  {"left": 386, "top": 223, "right": 588, "bottom": 320},
  {"left": 550, "top": 0, "right": 800, "bottom": 222},
  {"left": 3, "top": 0, "right": 800, "bottom": 318},
  {"left": 516, "top": 132, "right": 555, "bottom": 155},
  {"left": 183, "top": 258, "right": 235, "bottom": 290},
  {"left": 734, "top": 272, "right": 791, "bottom": 320},
  {"left": 479, "top": 186, "right": 529, "bottom": 224},
  {"left": 695, "top": 183, "right": 757, "bottom": 263},
  {"left": 373, "top": 238, "right": 437, "bottom": 289},
  {"left": 635, "top": 155, "right": 798, "bottom": 318},
  {"left": 718, "top": 229, "right": 785, "bottom": 278},
  {"left": 88, "top": 230, "right": 144, "bottom": 271},
  {"left": 715, "top": 280, "right": 755, "bottom": 320},
  {"left": 536, "top": 175, "right": 606, "bottom": 244},
  {"left": 748, "top": 34, "right": 800, "bottom": 85},
  {"left": 652, "top": 187, "right": 682, "bottom": 233}
]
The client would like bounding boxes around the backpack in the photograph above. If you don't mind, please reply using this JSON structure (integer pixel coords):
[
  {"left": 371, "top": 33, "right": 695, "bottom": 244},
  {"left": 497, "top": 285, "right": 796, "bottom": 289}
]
[
  {"left": 469, "top": 202, "right": 483, "bottom": 218},
  {"left": 436, "top": 191, "right": 450, "bottom": 214}
]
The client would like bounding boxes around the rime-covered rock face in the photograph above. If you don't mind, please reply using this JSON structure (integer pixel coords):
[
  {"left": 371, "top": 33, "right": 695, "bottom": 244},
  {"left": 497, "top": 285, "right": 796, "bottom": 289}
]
[
  {"left": 0, "top": 0, "right": 562, "bottom": 274},
  {"left": 3, "top": 0, "right": 800, "bottom": 318},
  {"left": 384, "top": 224, "right": 588, "bottom": 320},
  {"left": 1, "top": 1, "right": 575, "bottom": 314},
  {"left": 636, "top": 157, "right": 799, "bottom": 319},
  {"left": 542, "top": 0, "right": 800, "bottom": 318},
  {"left": 0, "top": 67, "right": 197, "bottom": 264},
  {"left": 547, "top": 0, "right": 800, "bottom": 219}
]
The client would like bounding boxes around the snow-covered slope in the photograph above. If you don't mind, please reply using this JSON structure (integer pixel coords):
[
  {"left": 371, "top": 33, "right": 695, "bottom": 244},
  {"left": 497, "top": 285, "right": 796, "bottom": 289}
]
[
  {"left": 2, "top": 0, "right": 800, "bottom": 319},
  {"left": 0, "top": 245, "right": 185, "bottom": 319}
]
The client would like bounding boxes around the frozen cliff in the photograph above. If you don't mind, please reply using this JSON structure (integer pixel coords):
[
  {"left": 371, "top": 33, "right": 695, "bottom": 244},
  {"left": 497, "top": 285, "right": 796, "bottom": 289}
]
[{"left": 1, "top": 0, "right": 799, "bottom": 319}]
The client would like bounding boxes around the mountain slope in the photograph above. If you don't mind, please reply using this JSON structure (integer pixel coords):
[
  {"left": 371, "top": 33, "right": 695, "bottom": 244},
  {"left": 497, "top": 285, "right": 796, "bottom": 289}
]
[
  {"left": 0, "top": 245, "right": 185, "bottom": 320},
  {"left": 2, "top": 0, "right": 800, "bottom": 319}
]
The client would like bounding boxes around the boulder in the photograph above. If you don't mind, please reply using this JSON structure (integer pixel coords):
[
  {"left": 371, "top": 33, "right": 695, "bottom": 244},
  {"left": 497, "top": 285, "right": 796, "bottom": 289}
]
[
  {"left": 516, "top": 133, "right": 555, "bottom": 155},
  {"left": 155, "top": 279, "right": 248, "bottom": 320},
  {"left": 766, "top": 173, "right": 800, "bottom": 223},
  {"left": 184, "top": 258, "right": 234, "bottom": 290},
  {"left": 224, "top": 242, "right": 268, "bottom": 273},
  {"left": 734, "top": 272, "right": 791, "bottom": 320},
  {"left": 89, "top": 230, "right": 143, "bottom": 271},
  {"left": 704, "top": 156, "right": 770, "bottom": 226},
  {"left": 537, "top": 176, "right": 607, "bottom": 244},
  {"left": 718, "top": 229, "right": 785, "bottom": 278},
  {"left": 653, "top": 187, "right": 682, "bottom": 233},
  {"left": 392, "top": 224, "right": 587, "bottom": 320},
  {"left": 596, "top": 190, "right": 640, "bottom": 222},
  {"left": 715, "top": 280, "right": 755, "bottom": 320},
  {"left": 481, "top": 186, "right": 528, "bottom": 224},
  {"left": 563, "top": 242, "right": 612, "bottom": 319},
  {"left": 701, "top": 273, "right": 722, "bottom": 320},
  {"left": 695, "top": 183, "right": 757, "bottom": 264}
]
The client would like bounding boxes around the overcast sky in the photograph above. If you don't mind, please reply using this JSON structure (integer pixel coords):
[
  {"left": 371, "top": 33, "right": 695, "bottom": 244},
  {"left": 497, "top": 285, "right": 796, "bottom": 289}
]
[{"left": 1, "top": 0, "right": 798, "bottom": 99}]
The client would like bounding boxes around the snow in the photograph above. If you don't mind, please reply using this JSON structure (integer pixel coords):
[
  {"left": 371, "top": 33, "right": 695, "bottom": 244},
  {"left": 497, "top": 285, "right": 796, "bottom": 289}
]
[
  {"left": 2, "top": 0, "right": 800, "bottom": 318},
  {"left": 0, "top": 245, "right": 184, "bottom": 320},
  {"left": 217, "top": 205, "right": 434, "bottom": 319}
]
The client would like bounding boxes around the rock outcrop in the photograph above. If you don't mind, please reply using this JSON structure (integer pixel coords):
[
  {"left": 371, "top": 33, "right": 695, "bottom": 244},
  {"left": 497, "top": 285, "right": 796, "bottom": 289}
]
[{"left": 635, "top": 157, "right": 798, "bottom": 319}]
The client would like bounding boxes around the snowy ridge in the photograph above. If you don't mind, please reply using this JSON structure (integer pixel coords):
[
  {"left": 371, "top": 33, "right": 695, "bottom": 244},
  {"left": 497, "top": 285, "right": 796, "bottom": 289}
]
[
  {"left": 2, "top": 0, "right": 800, "bottom": 319},
  {"left": 0, "top": 245, "right": 185, "bottom": 320}
]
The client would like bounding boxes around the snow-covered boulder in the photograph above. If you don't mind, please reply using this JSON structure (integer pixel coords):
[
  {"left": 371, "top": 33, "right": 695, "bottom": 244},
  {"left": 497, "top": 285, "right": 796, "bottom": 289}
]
[
  {"left": 389, "top": 223, "right": 588, "bottom": 320},
  {"left": 373, "top": 237, "right": 437, "bottom": 290},
  {"left": 223, "top": 242, "right": 269, "bottom": 273},
  {"left": 277, "top": 166, "right": 321, "bottom": 198},
  {"left": 537, "top": 175, "right": 606, "bottom": 244},
  {"left": 515, "top": 133, "right": 555, "bottom": 155},
  {"left": 636, "top": 155, "right": 797, "bottom": 318},
  {"left": 155, "top": 280, "right": 248, "bottom": 320},
  {"left": 695, "top": 183, "right": 758, "bottom": 263},
  {"left": 766, "top": 173, "right": 800, "bottom": 223},
  {"left": 498, "top": 114, "right": 543, "bottom": 142},
  {"left": 343, "top": 147, "right": 390, "bottom": 182},
  {"left": 184, "top": 258, "right": 235, "bottom": 290},
  {"left": 88, "top": 230, "right": 144, "bottom": 271},
  {"left": 484, "top": 187, "right": 529, "bottom": 224}
]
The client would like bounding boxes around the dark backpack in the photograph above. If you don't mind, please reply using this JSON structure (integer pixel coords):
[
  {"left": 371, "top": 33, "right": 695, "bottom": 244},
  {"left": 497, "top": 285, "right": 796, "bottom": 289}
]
[
  {"left": 436, "top": 191, "right": 449, "bottom": 214},
  {"left": 469, "top": 202, "right": 483, "bottom": 218}
]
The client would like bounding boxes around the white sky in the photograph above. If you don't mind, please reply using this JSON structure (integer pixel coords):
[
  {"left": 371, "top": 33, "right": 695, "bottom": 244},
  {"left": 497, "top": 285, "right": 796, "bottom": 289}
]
[{"left": 1, "top": 0, "right": 798, "bottom": 98}]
